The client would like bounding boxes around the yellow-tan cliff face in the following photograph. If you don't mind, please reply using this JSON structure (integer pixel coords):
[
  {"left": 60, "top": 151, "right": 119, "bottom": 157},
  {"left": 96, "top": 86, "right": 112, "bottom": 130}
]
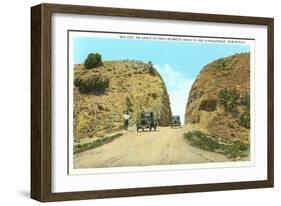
[
  {"left": 185, "top": 53, "right": 250, "bottom": 143},
  {"left": 74, "top": 60, "right": 172, "bottom": 140}
]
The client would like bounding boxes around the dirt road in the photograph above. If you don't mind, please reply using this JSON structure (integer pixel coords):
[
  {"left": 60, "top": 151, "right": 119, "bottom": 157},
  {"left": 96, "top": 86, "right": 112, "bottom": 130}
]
[{"left": 74, "top": 126, "right": 228, "bottom": 168}]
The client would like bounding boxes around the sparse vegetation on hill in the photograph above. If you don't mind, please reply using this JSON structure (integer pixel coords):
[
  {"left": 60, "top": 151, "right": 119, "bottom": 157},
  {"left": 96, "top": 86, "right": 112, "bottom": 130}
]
[
  {"left": 218, "top": 88, "right": 240, "bottom": 115},
  {"left": 184, "top": 131, "right": 249, "bottom": 160},
  {"left": 239, "top": 110, "right": 250, "bottom": 129},
  {"left": 74, "top": 73, "right": 109, "bottom": 93},
  {"left": 185, "top": 53, "right": 250, "bottom": 144},
  {"left": 239, "top": 92, "right": 250, "bottom": 129},
  {"left": 218, "top": 88, "right": 251, "bottom": 128},
  {"left": 74, "top": 58, "right": 172, "bottom": 140},
  {"left": 74, "top": 133, "right": 123, "bottom": 154}
]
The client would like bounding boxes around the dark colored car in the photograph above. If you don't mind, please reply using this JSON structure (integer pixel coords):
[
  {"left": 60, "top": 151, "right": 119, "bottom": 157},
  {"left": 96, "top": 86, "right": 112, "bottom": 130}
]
[
  {"left": 171, "top": 115, "right": 181, "bottom": 128},
  {"left": 136, "top": 112, "right": 157, "bottom": 132}
]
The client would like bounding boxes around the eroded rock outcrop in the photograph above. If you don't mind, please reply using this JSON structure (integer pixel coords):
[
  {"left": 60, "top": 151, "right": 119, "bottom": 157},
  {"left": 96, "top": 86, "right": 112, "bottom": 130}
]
[
  {"left": 74, "top": 60, "right": 172, "bottom": 140},
  {"left": 185, "top": 53, "right": 250, "bottom": 143}
]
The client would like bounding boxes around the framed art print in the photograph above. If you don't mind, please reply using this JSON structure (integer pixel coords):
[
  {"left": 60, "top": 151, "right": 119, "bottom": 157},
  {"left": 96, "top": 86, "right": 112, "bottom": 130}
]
[{"left": 31, "top": 3, "right": 274, "bottom": 202}]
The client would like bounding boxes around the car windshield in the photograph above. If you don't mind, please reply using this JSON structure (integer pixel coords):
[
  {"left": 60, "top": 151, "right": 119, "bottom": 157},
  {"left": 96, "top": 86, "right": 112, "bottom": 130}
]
[
  {"left": 172, "top": 116, "right": 180, "bottom": 120},
  {"left": 141, "top": 113, "right": 151, "bottom": 117}
]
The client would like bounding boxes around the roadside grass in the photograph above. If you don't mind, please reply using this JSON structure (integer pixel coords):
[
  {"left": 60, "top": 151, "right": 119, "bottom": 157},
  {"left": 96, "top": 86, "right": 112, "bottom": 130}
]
[
  {"left": 184, "top": 130, "right": 249, "bottom": 160},
  {"left": 74, "top": 133, "right": 123, "bottom": 154}
]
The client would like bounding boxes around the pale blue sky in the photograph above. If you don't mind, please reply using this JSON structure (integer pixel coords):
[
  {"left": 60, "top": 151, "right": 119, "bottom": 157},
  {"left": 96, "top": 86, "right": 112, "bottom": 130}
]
[
  {"left": 73, "top": 35, "right": 250, "bottom": 122},
  {"left": 73, "top": 36, "right": 249, "bottom": 79}
]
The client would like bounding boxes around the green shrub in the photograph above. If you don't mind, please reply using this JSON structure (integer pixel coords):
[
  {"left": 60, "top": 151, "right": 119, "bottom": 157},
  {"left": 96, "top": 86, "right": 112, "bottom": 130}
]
[
  {"left": 94, "top": 77, "right": 109, "bottom": 93},
  {"left": 199, "top": 99, "right": 217, "bottom": 112},
  {"left": 84, "top": 53, "right": 102, "bottom": 69},
  {"left": 218, "top": 88, "right": 240, "bottom": 115},
  {"left": 239, "top": 110, "right": 250, "bottom": 129},
  {"left": 240, "top": 92, "right": 250, "bottom": 109},
  {"left": 151, "top": 93, "right": 158, "bottom": 100},
  {"left": 74, "top": 75, "right": 109, "bottom": 93},
  {"left": 147, "top": 61, "right": 157, "bottom": 76}
]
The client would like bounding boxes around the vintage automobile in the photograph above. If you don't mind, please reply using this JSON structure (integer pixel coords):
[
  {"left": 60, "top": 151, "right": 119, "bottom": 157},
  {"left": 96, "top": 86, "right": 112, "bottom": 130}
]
[
  {"left": 136, "top": 112, "right": 157, "bottom": 132},
  {"left": 170, "top": 115, "right": 181, "bottom": 128}
]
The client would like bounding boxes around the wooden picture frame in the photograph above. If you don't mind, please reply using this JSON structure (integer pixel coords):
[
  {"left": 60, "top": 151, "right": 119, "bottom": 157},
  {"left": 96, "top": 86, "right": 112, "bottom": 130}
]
[{"left": 31, "top": 3, "right": 274, "bottom": 202}]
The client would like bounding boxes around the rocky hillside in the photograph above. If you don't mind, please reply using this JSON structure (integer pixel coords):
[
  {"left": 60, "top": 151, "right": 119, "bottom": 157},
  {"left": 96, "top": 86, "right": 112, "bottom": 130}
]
[
  {"left": 74, "top": 60, "right": 172, "bottom": 140},
  {"left": 185, "top": 53, "right": 250, "bottom": 143}
]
